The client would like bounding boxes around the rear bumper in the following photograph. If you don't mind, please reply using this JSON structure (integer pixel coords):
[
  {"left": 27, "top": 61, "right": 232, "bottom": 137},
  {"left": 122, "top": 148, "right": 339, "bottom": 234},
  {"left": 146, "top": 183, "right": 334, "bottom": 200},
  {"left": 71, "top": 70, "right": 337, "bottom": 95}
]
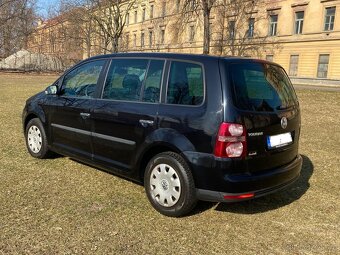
[
  {"left": 183, "top": 152, "right": 302, "bottom": 202},
  {"left": 196, "top": 172, "right": 300, "bottom": 202}
]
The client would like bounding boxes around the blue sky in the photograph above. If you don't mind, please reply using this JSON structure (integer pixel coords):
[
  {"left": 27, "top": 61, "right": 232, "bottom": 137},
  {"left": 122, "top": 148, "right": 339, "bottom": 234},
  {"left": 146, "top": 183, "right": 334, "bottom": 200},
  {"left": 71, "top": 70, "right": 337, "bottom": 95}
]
[{"left": 36, "top": 0, "right": 59, "bottom": 18}]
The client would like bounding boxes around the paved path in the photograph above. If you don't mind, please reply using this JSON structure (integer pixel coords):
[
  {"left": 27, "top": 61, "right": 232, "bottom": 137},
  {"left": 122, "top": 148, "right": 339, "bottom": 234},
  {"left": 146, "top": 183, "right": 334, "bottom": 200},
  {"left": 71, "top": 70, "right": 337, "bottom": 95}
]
[{"left": 294, "top": 84, "right": 340, "bottom": 92}]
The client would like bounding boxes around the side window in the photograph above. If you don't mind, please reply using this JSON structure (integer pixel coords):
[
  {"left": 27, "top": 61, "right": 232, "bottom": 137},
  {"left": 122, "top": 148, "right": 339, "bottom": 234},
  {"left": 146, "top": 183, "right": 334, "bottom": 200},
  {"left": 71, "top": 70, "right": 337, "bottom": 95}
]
[
  {"left": 60, "top": 60, "right": 105, "bottom": 98},
  {"left": 142, "top": 60, "right": 164, "bottom": 102},
  {"left": 166, "top": 61, "right": 204, "bottom": 106},
  {"left": 103, "top": 59, "right": 148, "bottom": 101}
]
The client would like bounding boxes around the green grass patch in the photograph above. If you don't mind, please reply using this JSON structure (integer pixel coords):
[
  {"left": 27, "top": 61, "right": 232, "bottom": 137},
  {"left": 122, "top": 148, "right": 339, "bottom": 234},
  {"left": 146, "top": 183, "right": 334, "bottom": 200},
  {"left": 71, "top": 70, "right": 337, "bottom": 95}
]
[{"left": 0, "top": 73, "right": 339, "bottom": 254}]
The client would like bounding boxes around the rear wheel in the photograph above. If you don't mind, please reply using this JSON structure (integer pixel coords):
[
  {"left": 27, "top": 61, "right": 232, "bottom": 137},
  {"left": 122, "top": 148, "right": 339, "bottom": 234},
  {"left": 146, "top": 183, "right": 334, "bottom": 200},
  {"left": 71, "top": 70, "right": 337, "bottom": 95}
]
[
  {"left": 25, "top": 118, "right": 51, "bottom": 159},
  {"left": 144, "top": 152, "right": 197, "bottom": 217}
]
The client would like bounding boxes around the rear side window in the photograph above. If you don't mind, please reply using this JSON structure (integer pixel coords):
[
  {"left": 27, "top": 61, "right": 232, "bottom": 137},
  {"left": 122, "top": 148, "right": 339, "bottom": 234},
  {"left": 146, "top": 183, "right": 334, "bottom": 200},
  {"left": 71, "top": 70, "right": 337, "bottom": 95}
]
[
  {"left": 103, "top": 59, "right": 164, "bottom": 102},
  {"left": 142, "top": 60, "right": 164, "bottom": 103},
  {"left": 230, "top": 62, "right": 297, "bottom": 112},
  {"left": 166, "top": 61, "right": 204, "bottom": 106},
  {"left": 103, "top": 59, "right": 148, "bottom": 101}
]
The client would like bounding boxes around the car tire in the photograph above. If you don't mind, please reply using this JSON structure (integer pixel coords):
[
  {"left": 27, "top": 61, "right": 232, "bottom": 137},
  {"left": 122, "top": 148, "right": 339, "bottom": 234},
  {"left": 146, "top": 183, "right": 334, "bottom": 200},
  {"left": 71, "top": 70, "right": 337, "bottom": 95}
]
[
  {"left": 25, "top": 118, "right": 51, "bottom": 159},
  {"left": 144, "top": 152, "right": 197, "bottom": 217}
]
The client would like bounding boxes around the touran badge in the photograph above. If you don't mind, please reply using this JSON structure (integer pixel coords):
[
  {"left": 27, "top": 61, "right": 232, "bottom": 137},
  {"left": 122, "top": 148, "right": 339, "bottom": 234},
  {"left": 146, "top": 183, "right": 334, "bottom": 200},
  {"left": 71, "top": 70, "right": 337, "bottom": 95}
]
[{"left": 281, "top": 117, "right": 288, "bottom": 129}]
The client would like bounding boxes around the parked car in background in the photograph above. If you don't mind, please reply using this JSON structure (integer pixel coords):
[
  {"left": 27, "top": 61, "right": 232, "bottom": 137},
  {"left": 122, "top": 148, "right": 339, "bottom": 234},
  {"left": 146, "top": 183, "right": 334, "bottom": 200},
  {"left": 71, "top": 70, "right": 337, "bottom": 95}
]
[{"left": 23, "top": 53, "right": 302, "bottom": 217}]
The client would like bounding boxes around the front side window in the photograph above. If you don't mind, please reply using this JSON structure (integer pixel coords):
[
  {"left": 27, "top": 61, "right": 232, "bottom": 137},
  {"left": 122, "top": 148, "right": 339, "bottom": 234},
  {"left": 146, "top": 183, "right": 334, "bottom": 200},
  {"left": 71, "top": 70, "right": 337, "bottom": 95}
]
[
  {"left": 269, "top": 14, "right": 278, "bottom": 36},
  {"left": 167, "top": 61, "right": 204, "bottom": 106},
  {"left": 324, "top": 7, "right": 336, "bottom": 31},
  {"left": 134, "top": 10, "right": 137, "bottom": 23},
  {"left": 295, "top": 11, "right": 304, "bottom": 34},
  {"left": 103, "top": 59, "right": 164, "bottom": 103},
  {"left": 60, "top": 60, "right": 105, "bottom": 98},
  {"left": 317, "top": 54, "right": 330, "bottom": 78}
]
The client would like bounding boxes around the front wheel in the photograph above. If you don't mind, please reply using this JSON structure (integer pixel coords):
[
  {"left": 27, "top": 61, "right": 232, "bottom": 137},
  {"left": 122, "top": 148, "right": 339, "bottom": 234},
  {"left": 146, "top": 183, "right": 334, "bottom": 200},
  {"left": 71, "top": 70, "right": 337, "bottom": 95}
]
[
  {"left": 144, "top": 152, "right": 197, "bottom": 217},
  {"left": 25, "top": 118, "right": 51, "bottom": 159}
]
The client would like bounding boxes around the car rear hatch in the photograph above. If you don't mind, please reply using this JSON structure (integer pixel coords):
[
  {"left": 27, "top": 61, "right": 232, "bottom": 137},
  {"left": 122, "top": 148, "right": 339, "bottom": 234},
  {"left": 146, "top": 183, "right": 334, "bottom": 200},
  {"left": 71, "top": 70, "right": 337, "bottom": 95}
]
[{"left": 225, "top": 60, "right": 301, "bottom": 173}]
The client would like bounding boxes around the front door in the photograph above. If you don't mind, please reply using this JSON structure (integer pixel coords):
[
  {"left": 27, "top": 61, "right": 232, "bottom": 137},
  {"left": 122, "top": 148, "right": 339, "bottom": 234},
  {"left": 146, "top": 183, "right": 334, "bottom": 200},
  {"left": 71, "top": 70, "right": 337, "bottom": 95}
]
[{"left": 45, "top": 60, "right": 107, "bottom": 160}]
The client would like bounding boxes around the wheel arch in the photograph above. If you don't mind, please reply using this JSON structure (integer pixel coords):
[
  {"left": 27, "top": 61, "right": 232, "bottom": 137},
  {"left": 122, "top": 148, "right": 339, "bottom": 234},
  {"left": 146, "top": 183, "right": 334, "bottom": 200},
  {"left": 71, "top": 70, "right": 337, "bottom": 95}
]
[
  {"left": 137, "top": 129, "right": 197, "bottom": 183},
  {"left": 24, "top": 113, "right": 39, "bottom": 130},
  {"left": 24, "top": 107, "right": 47, "bottom": 130}
]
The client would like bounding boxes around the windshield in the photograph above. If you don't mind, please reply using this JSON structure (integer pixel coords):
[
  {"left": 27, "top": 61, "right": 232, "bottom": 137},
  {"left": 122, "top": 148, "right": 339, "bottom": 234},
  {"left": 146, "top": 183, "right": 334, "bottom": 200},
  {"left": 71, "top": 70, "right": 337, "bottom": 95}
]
[{"left": 230, "top": 62, "right": 298, "bottom": 112}]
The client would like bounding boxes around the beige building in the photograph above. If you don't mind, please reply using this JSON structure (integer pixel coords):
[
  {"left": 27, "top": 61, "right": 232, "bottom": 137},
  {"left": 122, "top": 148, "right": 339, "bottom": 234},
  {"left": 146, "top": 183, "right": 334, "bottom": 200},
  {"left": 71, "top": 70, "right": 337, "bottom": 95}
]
[{"left": 28, "top": 0, "right": 340, "bottom": 82}]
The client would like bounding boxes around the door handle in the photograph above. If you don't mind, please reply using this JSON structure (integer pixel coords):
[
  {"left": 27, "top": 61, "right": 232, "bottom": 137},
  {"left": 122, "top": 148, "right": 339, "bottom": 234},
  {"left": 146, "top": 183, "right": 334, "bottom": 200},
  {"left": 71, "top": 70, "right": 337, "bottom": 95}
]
[
  {"left": 80, "top": 112, "right": 91, "bottom": 119},
  {"left": 139, "top": 119, "right": 154, "bottom": 127}
]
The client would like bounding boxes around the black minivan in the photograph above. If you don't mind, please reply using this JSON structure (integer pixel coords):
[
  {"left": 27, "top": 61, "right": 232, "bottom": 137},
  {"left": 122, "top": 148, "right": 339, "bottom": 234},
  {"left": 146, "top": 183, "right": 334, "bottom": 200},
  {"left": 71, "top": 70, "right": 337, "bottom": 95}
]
[{"left": 23, "top": 53, "right": 302, "bottom": 217}]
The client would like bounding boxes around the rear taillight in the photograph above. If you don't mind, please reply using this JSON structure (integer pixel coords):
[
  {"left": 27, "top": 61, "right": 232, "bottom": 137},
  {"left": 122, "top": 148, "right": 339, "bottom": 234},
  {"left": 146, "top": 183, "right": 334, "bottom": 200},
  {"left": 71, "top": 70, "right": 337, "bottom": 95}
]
[{"left": 214, "top": 122, "right": 247, "bottom": 158}]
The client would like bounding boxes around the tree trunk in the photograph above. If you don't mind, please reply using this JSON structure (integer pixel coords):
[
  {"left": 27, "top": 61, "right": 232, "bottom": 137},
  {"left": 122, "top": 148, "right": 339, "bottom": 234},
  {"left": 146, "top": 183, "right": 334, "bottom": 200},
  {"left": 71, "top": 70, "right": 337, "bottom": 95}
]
[
  {"left": 202, "top": 7, "right": 210, "bottom": 55},
  {"left": 112, "top": 36, "right": 119, "bottom": 53}
]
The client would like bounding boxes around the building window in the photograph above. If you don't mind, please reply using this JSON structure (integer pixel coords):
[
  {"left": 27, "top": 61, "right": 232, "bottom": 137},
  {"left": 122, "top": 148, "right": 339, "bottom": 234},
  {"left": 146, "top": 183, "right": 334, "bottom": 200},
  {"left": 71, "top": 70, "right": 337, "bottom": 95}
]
[
  {"left": 150, "top": 5, "right": 154, "bottom": 19},
  {"left": 248, "top": 18, "right": 255, "bottom": 38},
  {"left": 295, "top": 11, "right": 304, "bottom": 34},
  {"left": 126, "top": 34, "right": 129, "bottom": 48},
  {"left": 317, "top": 54, "right": 330, "bottom": 78},
  {"left": 142, "top": 8, "right": 146, "bottom": 22},
  {"left": 133, "top": 34, "right": 137, "bottom": 47},
  {"left": 162, "top": 1, "right": 166, "bottom": 17},
  {"left": 324, "top": 7, "right": 336, "bottom": 31},
  {"left": 160, "top": 28, "right": 165, "bottom": 44},
  {"left": 126, "top": 13, "right": 129, "bottom": 25},
  {"left": 149, "top": 30, "right": 153, "bottom": 46},
  {"left": 269, "top": 15, "right": 278, "bottom": 36},
  {"left": 189, "top": 25, "right": 195, "bottom": 42},
  {"left": 141, "top": 32, "right": 145, "bottom": 47},
  {"left": 134, "top": 10, "right": 137, "bottom": 23},
  {"left": 289, "top": 55, "right": 299, "bottom": 76},
  {"left": 266, "top": 55, "right": 273, "bottom": 61},
  {"left": 228, "top": 20, "right": 236, "bottom": 39}
]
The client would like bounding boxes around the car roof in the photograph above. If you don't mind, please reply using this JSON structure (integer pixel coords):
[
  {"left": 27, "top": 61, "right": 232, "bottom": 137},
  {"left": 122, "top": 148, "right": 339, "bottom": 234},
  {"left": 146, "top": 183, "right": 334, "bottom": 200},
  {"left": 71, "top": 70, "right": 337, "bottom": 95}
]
[
  {"left": 87, "top": 52, "right": 220, "bottom": 61},
  {"left": 84, "top": 52, "right": 279, "bottom": 67}
]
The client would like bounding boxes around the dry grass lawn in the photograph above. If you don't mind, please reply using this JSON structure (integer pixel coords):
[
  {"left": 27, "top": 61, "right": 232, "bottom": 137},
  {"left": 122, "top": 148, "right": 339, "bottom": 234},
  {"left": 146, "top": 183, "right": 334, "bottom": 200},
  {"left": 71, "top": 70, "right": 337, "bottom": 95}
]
[{"left": 0, "top": 73, "right": 339, "bottom": 254}]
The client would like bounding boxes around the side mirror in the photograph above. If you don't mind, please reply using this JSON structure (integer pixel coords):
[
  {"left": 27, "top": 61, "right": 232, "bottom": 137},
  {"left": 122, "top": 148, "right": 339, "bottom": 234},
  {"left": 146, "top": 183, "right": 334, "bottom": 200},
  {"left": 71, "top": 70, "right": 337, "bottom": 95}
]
[{"left": 45, "top": 85, "right": 58, "bottom": 95}]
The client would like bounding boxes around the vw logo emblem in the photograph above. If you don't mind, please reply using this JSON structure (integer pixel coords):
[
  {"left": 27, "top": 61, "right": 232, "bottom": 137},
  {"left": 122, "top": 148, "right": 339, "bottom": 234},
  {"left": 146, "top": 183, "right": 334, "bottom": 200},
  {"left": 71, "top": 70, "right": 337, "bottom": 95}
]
[{"left": 281, "top": 117, "right": 288, "bottom": 129}]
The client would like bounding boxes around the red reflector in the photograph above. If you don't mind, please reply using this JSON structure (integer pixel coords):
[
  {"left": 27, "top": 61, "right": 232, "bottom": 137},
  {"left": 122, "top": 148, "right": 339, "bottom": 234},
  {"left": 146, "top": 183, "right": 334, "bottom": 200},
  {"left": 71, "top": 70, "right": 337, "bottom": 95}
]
[{"left": 223, "top": 193, "right": 255, "bottom": 200}]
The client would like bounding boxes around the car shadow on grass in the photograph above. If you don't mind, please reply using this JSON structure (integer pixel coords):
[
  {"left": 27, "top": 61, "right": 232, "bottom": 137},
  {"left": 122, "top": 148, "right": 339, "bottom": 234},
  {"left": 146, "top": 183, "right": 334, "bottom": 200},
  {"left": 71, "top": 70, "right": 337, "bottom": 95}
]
[{"left": 192, "top": 154, "right": 313, "bottom": 215}]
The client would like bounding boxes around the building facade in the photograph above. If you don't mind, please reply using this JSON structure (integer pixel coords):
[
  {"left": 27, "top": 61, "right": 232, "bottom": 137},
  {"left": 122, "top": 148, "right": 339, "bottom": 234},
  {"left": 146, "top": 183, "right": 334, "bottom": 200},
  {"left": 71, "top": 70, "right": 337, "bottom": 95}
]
[{"left": 27, "top": 0, "right": 340, "bottom": 82}]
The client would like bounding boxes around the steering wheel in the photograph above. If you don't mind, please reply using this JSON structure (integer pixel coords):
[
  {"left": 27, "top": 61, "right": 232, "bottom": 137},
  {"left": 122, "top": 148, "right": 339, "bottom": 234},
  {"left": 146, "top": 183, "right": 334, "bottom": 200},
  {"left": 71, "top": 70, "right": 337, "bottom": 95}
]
[{"left": 75, "top": 84, "right": 93, "bottom": 97}]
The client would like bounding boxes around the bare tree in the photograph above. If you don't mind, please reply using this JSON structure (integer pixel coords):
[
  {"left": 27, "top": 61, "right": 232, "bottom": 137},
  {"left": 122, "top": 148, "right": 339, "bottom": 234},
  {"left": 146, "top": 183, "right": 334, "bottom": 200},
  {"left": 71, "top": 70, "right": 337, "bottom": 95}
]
[
  {"left": 57, "top": 0, "right": 97, "bottom": 58},
  {"left": 0, "top": 0, "right": 37, "bottom": 58},
  {"left": 84, "top": 0, "right": 135, "bottom": 53},
  {"left": 180, "top": 0, "right": 218, "bottom": 54},
  {"left": 213, "top": 0, "right": 281, "bottom": 57}
]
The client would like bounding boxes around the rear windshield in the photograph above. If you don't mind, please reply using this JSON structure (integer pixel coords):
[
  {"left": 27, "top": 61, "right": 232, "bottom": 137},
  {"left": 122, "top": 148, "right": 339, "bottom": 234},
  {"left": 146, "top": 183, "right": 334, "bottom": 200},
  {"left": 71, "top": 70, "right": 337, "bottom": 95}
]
[{"left": 230, "top": 62, "right": 297, "bottom": 112}]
